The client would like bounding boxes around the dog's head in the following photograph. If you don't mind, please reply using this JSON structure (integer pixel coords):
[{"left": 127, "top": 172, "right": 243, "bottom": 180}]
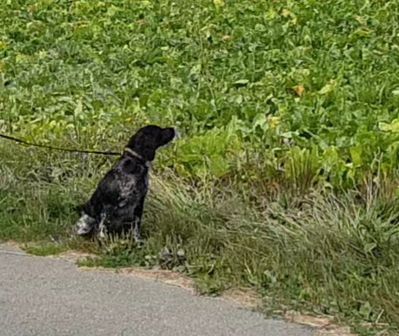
[{"left": 126, "top": 125, "right": 178, "bottom": 161}]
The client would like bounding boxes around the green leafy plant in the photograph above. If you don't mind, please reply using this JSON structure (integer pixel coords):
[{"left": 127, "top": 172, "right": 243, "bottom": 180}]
[{"left": 1, "top": 1, "right": 399, "bottom": 334}]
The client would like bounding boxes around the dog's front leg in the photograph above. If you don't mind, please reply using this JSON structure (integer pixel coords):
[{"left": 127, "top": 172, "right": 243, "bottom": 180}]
[
  {"left": 132, "top": 197, "right": 145, "bottom": 243},
  {"left": 98, "top": 212, "right": 108, "bottom": 238}
]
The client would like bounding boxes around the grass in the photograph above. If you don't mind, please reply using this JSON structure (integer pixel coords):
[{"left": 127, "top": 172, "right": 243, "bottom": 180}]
[
  {"left": 1, "top": 0, "right": 399, "bottom": 335},
  {"left": 24, "top": 243, "right": 69, "bottom": 256}
]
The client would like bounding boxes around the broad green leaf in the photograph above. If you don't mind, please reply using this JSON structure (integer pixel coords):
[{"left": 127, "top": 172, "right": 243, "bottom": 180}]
[
  {"left": 213, "top": 0, "right": 225, "bottom": 8},
  {"left": 233, "top": 79, "right": 249, "bottom": 87},
  {"left": 379, "top": 119, "right": 399, "bottom": 132},
  {"left": 350, "top": 146, "right": 363, "bottom": 167},
  {"left": 319, "top": 80, "right": 337, "bottom": 95}
]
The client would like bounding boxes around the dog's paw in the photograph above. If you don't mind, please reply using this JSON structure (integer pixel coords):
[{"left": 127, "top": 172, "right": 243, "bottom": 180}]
[
  {"left": 133, "top": 228, "right": 143, "bottom": 246},
  {"left": 98, "top": 229, "right": 106, "bottom": 239}
]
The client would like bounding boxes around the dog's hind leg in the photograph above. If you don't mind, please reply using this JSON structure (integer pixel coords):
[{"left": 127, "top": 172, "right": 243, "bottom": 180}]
[{"left": 76, "top": 213, "right": 96, "bottom": 236}]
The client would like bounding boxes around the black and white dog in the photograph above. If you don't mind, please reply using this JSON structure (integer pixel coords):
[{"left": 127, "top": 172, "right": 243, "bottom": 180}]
[{"left": 75, "top": 125, "right": 177, "bottom": 241}]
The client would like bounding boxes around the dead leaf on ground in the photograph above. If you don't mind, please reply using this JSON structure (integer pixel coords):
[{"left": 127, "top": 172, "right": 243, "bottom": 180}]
[
  {"left": 222, "top": 35, "right": 232, "bottom": 41},
  {"left": 285, "top": 311, "right": 357, "bottom": 336},
  {"left": 221, "top": 288, "right": 262, "bottom": 309},
  {"left": 293, "top": 85, "right": 305, "bottom": 97}
]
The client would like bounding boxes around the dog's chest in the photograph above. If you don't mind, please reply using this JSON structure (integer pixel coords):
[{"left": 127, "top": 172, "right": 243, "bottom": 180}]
[
  {"left": 118, "top": 174, "right": 136, "bottom": 199},
  {"left": 116, "top": 171, "right": 148, "bottom": 206}
]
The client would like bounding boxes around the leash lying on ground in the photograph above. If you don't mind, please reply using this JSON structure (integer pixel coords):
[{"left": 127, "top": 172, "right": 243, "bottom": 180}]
[{"left": 0, "top": 133, "right": 120, "bottom": 156}]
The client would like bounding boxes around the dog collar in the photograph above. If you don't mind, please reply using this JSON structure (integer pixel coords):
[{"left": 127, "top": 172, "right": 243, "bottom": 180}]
[
  {"left": 124, "top": 148, "right": 144, "bottom": 160},
  {"left": 123, "top": 148, "right": 151, "bottom": 168}
]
